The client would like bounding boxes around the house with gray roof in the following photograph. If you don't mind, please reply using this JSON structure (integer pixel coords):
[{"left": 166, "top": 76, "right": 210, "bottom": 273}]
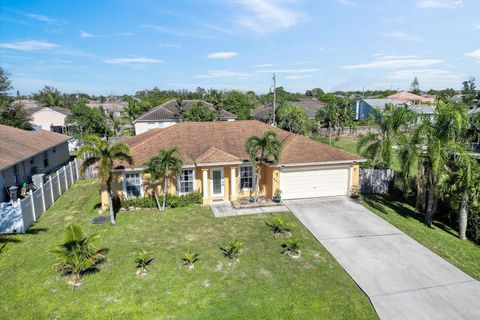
[
  {"left": 251, "top": 98, "right": 326, "bottom": 123},
  {"left": 133, "top": 99, "right": 237, "bottom": 135}
]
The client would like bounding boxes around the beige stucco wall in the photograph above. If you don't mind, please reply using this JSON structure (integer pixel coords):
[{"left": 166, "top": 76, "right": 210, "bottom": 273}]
[
  {"left": 105, "top": 162, "right": 359, "bottom": 209},
  {"left": 31, "top": 108, "right": 67, "bottom": 131}
]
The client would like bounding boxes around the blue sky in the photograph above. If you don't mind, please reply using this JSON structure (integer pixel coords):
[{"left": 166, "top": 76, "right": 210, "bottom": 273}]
[{"left": 0, "top": 0, "right": 479, "bottom": 95}]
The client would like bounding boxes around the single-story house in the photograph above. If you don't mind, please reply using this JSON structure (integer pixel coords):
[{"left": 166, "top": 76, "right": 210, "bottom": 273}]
[
  {"left": 133, "top": 99, "right": 237, "bottom": 135},
  {"left": 352, "top": 99, "right": 397, "bottom": 120},
  {"left": 106, "top": 120, "right": 364, "bottom": 208},
  {"left": 409, "top": 104, "right": 435, "bottom": 121},
  {"left": 87, "top": 100, "right": 127, "bottom": 118},
  {"left": 0, "top": 124, "right": 70, "bottom": 203},
  {"left": 251, "top": 98, "right": 326, "bottom": 123},
  {"left": 387, "top": 92, "right": 435, "bottom": 105},
  {"left": 25, "top": 106, "right": 71, "bottom": 134}
]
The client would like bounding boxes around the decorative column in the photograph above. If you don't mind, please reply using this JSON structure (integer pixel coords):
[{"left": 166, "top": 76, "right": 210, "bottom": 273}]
[
  {"left": 230, "top": 167, "right": 236, "bottom": 200},
  {"left": 202, "top": 169, "right": 209, "bottom": 199}
]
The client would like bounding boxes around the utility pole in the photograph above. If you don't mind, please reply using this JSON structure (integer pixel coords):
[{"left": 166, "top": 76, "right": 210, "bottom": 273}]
[{"left": 272, "top": 73, "right": 276, "bottom": 126}]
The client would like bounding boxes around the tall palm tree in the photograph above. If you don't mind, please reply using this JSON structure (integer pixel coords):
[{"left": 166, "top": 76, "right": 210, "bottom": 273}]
[
  {"left": 147, "top": 147, "right": 183, "bottom": 211},
  {"left": 357, "top": 104, "right": 414, "bottom": 168},
  {"left": 122, "top": 99, "right": 142, "bottom": 135},
  {"left": 437, "top": 146, "right": 480, "bottom": 239},
  {"left": 245, "top": 131, "right": 282, "bottom": 201},
  {"left": 400, "top": 103, "right": 469, "bottom": 226},
  {"left": 78, "top": 135, "right": 133, "bottom": 224},
  {"left": 51, "top": 224, "right": 106, "bottom": 289},
  {"left": 207, "top": 89, "right": 224, "bottom": 121}
]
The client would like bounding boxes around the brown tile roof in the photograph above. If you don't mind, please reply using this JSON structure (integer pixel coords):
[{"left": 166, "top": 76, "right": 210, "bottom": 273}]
[
  {"left": 25, "top": 106, "right": 71, "bottom": 116},
  {"left": 119, "top": 120, "right": 363, "bottom": 168},
  {"left": 194, "top": 147, "right": 241, "bottom": 164},
  {"left": 387, "top": 92, "right": 434, "bottom": 104},
  {"left": 0, "top": 124, "right": 70, "bottom": 170},
  {"left": 134, "top": 99, "right": 237, "bottom": 122}
]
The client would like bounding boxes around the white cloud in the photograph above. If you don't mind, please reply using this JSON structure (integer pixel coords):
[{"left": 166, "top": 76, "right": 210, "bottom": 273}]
[
  {"left": 387, "top": 69, "right": 463, "bottom": 87},
  {"left": 342, "top": 56, "right": 443, "bottom": 69},
  {"left": 104, "top": 57, "right": 163, "bottom": 64},
  {"left": 335, "top": 0, "right": 356, "bottom": 6},
  {"left": 254, "top": 63, "right": 274, "bottom": 68},
  {"left": 417, "top": 0, "right": 463, "bottom": 8},
  {"left": 140, "top": 24, "right": 208, "bottom": 39},
  {"left": 116, "top": 32, "right": 134, "bottom": 36},
  {"left": 233, "top": 0, "right": 303, "bottom": 34},
  {"left": 382, "top": 31, "right": 422, "bottom": 42},
  {"left": 160, "top": 43, "right": 181, "bottom": 48},
  {"left": 194, "top": 70, "right": 252, "bottom": 79},
  {"left": 206, "top": 51, "right": 238, "bottom": 59},
  {"left": 285, "top": 74, "right": 313, "bottom": 80},
  {"left": 24, "top": 12, "right": 59, "bottom": 24},
  {"left": 80, "top": 31, "right": 93, "bottom": 38},
  {"left": 466, "top": 49, "right": 480, "bottom": 59},
  {"left": 255, "top": 68, "right": 322, "bottom": 74},
  {"left": 0, "top": 40, "right": 61, "bottom": 51}
]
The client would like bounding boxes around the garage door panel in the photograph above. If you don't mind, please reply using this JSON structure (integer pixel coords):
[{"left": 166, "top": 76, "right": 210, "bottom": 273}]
[{"left": 280, "top": 167, "right": 349, "bottom": 199}]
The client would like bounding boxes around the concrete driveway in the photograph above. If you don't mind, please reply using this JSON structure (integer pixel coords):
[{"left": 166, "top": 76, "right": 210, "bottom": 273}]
[{"left": 287, "top": 197, "right": 480, "bottom": 320}]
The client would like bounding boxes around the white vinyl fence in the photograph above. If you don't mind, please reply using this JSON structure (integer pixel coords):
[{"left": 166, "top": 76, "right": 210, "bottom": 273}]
[{"left": 0, "top": 159, "right": 79, "bottom": 234}]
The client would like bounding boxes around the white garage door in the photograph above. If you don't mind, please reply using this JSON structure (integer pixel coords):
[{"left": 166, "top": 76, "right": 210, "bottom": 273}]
[{"left": 280, "top": 166, "right": 350, "bottom": 200}]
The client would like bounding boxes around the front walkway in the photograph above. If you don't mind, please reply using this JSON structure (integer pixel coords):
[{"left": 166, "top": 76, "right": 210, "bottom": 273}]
[
  {"left": 287, "top": 197, "right": 480, "bottom": 320},
  {"left": 210, "top": 201, "right": 289, "bottom": 217}
]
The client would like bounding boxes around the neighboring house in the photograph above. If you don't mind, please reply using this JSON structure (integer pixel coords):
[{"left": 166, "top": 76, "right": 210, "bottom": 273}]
[
  {"left": 0, "top": 124, "right": 70, "bottom": 203},
  {"left": 15, "top": 99, "right": 40, "bottom": 111},
  {"left": 87, "top": 100, "right": 127, "bottom": 118},
  {"left": 290, "top": 98, "right": 326, "bottom": 118},
  {"left": 387, "top": 91, "right": 435, "bottom": 105},
  {"left": 352, "top": 99, "right": 397, "bottom": 120},
  {"left": 251, "top": 98, "right": 326, "bottom": 123},
  {"left": 133, "top": 99, "right": 237, "bottom": 135},
  {"left": 409, "top": 104, "right": 435, "bottom": 122},
  {"left": 25, "top": 106, "right": 71, "bottom": 133},
  {"left": 106, "top": 120, "right": 364, "bottom": 208}
]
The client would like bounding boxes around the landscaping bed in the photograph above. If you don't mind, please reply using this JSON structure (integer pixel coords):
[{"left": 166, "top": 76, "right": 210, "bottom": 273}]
[
  {"left": 232, "top": 196, "right": 284, "bottom": 209},
  {"left": 0, "top": 179, "right": 378, "bottom": 319}
]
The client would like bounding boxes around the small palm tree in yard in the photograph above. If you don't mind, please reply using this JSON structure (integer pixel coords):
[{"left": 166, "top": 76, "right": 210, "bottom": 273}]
[
  {"left": 51, "top": 224, "right": 107, "bottom": 290},
  {"left": 221, "top": 239, "right": 243, "bottom": 259},
  {"left": 181, "top": 251, "right": 200, "bottom": 270},
  {"left": 78, "top": 135, "right": 133, "bottom": 225},
  {"left": 281, "top": 238, "right": 302, "bottom": 259},
  {"left": 266, "top": 215, "right": 295, "bottom": 237},
  {"left": 135, "top": 250, "right": 154, "bottom": 278},
  {"left": 245, "top": 130, "right": 281, "bottom": 202},
  {"left": 145, "top": 147, "right": 183, "bottom": 211}
]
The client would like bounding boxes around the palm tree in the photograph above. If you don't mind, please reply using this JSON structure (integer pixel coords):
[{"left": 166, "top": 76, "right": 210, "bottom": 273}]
[
  {"left": 400, "top": 103, "right": 469, "bottom": 227},
  {"left": 315, "top": 103, "right": 340, "bottom": 144},
  {"left": 357, "top": 104, "right": 414, "bottom": 168},
  {"left": 207, "top": 89, "right": 224, "bottom": 120},
  {"left": 51, "top": 224, "right": 106, "bottom": 289},
  {"left": 147, "top": 147, "right": 183, "bottom": 211},
  {"left": 438, "top": 146, "right": 480, "bottom": 239},
  {"left": 245, "top": 131, "right": 282, "bottom": 201},
  {"left": 78, "top": 135, "right": 133, "bottom": 224},
  {"left": 122, "top": 99, "right": 142, "bottom": 135}
]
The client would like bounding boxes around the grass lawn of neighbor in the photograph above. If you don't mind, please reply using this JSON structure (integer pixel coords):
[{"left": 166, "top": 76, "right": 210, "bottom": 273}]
[
  {"left": 361, "top": 195, "right": 480, "bottom": 281},
  {"left": 0, "top": 179, "right": 378, "bottom": 320}
]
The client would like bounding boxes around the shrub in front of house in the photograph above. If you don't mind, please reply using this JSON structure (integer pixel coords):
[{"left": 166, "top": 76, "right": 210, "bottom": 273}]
[{"left": 120, "top": 191, "right": 202, "bottom": 209}]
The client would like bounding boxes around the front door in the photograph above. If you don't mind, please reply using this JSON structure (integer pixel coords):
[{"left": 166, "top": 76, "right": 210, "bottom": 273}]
[{"left": 211, "top": 169, "right": 224, "bottom": 198}]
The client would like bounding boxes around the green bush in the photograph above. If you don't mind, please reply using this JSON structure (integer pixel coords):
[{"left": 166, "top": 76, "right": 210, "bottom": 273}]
[{"left": 120, "top": 191, "right": 202, "bottom": 209}]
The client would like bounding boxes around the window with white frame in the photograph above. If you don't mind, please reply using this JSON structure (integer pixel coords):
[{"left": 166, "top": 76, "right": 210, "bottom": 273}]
[
  {"left": 125, "top": 173, "right": 142, "bottom": 198},
  {"left": 240, "top": 166, "right": 253, "bottom": 190},
  {"left": 178, "top": 169, "right": 194, "bottom": 194}
]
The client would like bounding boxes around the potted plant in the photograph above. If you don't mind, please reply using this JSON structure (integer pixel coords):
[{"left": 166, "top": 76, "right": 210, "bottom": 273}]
[{"left": 273, "top": 189, "right": 282, "bottom": 203}]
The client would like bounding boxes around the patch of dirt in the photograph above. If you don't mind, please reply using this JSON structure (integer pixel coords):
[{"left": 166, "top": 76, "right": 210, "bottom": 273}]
[
  {"left": 214, "top": 261, "right": 224, "bottom": 272},
  {"left": 63, "top": 215, "right": 73, "bottom": 221},
  {"left": 312, "top": 252, "right": 327, "bottom": 263},
  {"left": 258, "top": 268, "right": 272, "bottom": 278},
  {"left": 203, "top": 279, "right": 211, "bottom": 287}
]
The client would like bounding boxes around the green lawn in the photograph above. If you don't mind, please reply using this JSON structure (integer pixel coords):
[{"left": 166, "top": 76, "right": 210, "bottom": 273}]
[
  {"left": 0, "top": 179, "right": 377, "bottom": 320},
  {"left": 361, "top": 195, "right": 480, "bottom": 280},
  {"left": 328, "top": 137, "right": 402, "bottom": 171}
]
